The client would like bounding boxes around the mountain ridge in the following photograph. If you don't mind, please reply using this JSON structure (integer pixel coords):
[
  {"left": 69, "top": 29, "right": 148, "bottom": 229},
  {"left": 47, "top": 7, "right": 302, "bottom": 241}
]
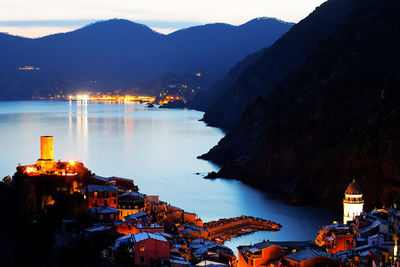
[
  {"left": 0, "top": 17, "right": 293, "bottom": 99},
  {"left": 201, "top": 0, "right": 400, "bottom": 211},
  {"left": 196, "top": 0, "right": 356, "bottom": 130}
]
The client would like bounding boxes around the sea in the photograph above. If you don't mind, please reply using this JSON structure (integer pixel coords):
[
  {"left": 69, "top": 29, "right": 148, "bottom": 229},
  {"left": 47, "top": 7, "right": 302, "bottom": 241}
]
[{"left": 0, "top": 100, "right": 335, "bottom": 253}]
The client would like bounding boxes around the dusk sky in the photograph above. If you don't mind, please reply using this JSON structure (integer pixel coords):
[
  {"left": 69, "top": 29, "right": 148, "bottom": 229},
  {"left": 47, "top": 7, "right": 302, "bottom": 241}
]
[{"left": 0, "top": 0, "right": 326, "bottom": 38}]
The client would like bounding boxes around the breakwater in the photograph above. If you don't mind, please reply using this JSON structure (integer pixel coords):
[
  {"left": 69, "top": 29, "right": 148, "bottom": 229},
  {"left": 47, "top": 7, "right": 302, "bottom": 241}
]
[{"left": 205, "top": 215, "right": 281, "bottom": 243}]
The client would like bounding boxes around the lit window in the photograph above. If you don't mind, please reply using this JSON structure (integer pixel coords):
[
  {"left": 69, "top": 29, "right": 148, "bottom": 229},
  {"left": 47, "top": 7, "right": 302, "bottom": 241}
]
[{"left": 140, "top": 245, "right": 145, "bottom": 252}]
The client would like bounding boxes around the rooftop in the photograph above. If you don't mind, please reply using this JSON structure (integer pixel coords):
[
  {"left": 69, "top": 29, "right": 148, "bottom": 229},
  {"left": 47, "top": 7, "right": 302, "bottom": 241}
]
[
  {"left": 89, "top": 206, "right": 120, "bottom": 214},
  {"left": 132, "top": 232, "right": 168, "bottom": 243},
  {"left": 285, "top": 248, "right": 337, "bottom": 262},
  {"left": 124, "top": 211, "right": 148, "bottom": 220},
  {"left": 345, "top": 179, "right": 362, "bottom": 195},
  {"left": 119, "top": 191, "right": 146, "bottom": 198},
  {"left": 85, "top": 184, "right": 118, "bottom": 192}
]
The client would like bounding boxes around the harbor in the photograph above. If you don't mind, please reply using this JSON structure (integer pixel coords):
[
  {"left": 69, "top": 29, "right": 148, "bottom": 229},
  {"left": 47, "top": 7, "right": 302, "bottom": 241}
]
[{"left": 205, "top": 216, "right": 281, "bottom": 243}]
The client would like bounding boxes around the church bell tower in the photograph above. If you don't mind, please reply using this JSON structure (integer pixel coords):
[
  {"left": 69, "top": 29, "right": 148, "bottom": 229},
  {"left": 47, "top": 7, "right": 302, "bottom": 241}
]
[{"left": 343, "top": 179, "right": 364, "bottom": 224}]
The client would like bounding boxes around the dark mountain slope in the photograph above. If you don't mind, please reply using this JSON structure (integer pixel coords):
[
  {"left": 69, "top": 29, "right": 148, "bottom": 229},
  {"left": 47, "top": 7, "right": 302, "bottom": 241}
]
[
  {"left": 0, "top": 18, "right": 292, "bottom": 99},
  {"left": 202, "top": 0, "right": 400, "bottom": 210},
  {"left": 188, "top": 49, "right": 263, "bottom": 112},
  {"left": 201, "top": 0, "right": 356, "bottom": 130}
]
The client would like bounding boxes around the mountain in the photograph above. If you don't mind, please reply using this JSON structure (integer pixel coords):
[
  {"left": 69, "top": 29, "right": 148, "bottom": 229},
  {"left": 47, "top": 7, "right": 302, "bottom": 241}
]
[
  {"left": 201, "top": 0, "right": 400, "bottom": 211},
  {"left": 198, "top": 0, "right": 356, "bottom": 130},
  {"left": 188, "top": 48, "right": 264, "bottom": 112},
  {"left": 0, "top": 18, "right": 293, "bottom": 99}
]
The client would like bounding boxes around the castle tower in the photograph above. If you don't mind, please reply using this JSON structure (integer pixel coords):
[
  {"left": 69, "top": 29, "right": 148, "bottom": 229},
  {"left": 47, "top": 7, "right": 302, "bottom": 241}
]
[
  {"left": 40, "top": 136, "right": 54, "bottom": 160},
  {"left": 36, "top": 136, "right": 55, "bottom": 172},
  {"left": 343, "top": 179, "right": 364, "bottom": 224}
]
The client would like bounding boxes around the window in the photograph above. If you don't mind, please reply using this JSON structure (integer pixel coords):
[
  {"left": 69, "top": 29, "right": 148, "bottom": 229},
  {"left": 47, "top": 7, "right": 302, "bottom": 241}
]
[
  {"left": 140, "top": 256, "right": 145, "bottom": 263},
  {"left": 94, "top": 200, "right": 98, "bottom": 206},
  {"left": 104, "top": 200, "right": 108, "bottom": 206},
  {"left": 104, "top": 191, "right": 109, "bottom": 198},
  {"left": 110, "top": 214, "right": 114, "bottom": 219},
  {"left": 94, "top": 191, "right": 98, "bottom": 198},
  {"left": 140, "top": 245, "right": 145, "bottom": 252},
  {"left": 113, "top": 199, "right": 117, "bottom": 204}
]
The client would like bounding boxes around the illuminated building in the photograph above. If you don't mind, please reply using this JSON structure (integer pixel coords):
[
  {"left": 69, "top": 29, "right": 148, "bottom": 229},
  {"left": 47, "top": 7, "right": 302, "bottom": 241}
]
[
  {"left": 343, "top": 179, "right": 364, "bottom": 224},
  {"left": 19, "top": 136, "right": 87, "bottom": 177},
  {"left": 36, "top": 136, "right": 55, "bottom": 172},
  {"left": 315, "top": 223, "right": 356, "bottom": 254},
  {"left": 67, "top": 93, "right": 156, "bottom": 104},
  {"left": 237, "top": 241, "right": 327, "bottom": 267},
  {"left": 18, "top": 66, "right": 40, "bottom": 71},
  {"left": 80, "top": 184, "right": 119, "bottom": 208},
  {"left": 111, "top": 232, "right": 170, "bottom": 266}
]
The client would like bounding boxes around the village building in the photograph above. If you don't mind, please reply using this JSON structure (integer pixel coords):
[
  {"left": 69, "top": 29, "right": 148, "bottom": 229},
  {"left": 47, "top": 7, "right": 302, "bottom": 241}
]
[
  {"left": 89, "top": 206, "right": 120, "bottom": 222},
  {"left": 166, "top": 210, "right": 204, "bottom": 227},
  {"left": 110, "top": 232, "right": 170, "bottom": 266},
  {"left": 88, "top": 175, "right": 138, "bottom": 191},
  {"left": 132, "top": 232, "right": 170, "bottom": 266},
  {"left": 145, "top": 195, "right": 167, "bottom": 222},
  {"left": 118, "top": 191, "right": 147, "bottom": 220},
  {"left": 314, "top": 182, "right": 400, "bottom": 266},
  {"left": 283, "top": 247, "right": 339, "bottom": 267},
  {"left": 179, "top": 224, "right": 209, "bottom": 240},
  {"left": 315, "top": 223, "right": 356, "bottom": 253},
  {"left": 189, "top": 238, "right": 236, "bottom": 266},
  {"left": 237, "top": 241, "right": 315, "bottom": 267},
  {"left": 80, "top": 184, "right": 119, "bottom": 208}
]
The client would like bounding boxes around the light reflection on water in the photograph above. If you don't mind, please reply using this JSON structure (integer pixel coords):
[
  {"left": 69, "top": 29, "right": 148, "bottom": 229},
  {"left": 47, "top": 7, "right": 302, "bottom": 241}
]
[{"left": 0, "top": 100, "right": 336, "bottom": 254}]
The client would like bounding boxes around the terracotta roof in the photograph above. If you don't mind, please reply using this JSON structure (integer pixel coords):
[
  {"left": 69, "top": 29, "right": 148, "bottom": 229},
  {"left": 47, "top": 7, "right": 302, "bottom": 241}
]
[{"left": 345, "top": 179, "right": 362, "bottom": 195}]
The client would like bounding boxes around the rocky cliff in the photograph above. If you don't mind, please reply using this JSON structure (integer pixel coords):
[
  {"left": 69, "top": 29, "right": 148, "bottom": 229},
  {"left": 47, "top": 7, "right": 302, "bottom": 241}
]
[
  {"left": 202, "top": 0, "right": 400, "bottom": 211},
  {"left": 200, "top": 0, "right": 357, "bottom": 130}
]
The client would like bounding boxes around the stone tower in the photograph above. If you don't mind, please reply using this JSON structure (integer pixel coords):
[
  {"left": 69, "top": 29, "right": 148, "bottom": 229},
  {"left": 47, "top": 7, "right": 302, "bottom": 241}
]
[
  {"left": 40, "top": 136, "right": 54, "bottom": 160},
  {"left": 36, "top": 136, "right": 55, "bottom": 171}
]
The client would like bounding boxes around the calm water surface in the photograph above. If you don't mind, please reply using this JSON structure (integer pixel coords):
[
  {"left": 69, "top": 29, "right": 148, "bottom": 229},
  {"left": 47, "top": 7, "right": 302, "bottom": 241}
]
[{"left": 0, "top": 101, "right": 335, "bottom": 252}]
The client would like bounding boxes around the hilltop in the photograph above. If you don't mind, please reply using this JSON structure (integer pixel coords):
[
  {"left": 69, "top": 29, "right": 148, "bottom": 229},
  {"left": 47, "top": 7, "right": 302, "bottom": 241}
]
[{"left": 0, "top": 18, "right": 293, "bottom": 99}]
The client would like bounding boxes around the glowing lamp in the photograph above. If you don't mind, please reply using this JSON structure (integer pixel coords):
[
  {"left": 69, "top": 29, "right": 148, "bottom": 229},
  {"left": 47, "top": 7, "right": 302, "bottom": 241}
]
[{"left": 69, "top": 160, "right": 75, "bottom": 166}]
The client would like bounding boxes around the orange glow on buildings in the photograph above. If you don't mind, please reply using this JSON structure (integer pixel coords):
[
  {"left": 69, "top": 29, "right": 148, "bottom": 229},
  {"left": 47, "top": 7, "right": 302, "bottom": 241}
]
[
  {"left": 18, "top": 65, "right": 40, "bottom": 71},
  {"left": 158, "top": 95, "right": 185, "bottom": 105},
  {"left": 68, "top": 93, "right": 156, "bottom": 104},
  {"left": 19, "top": 136, "right": 86, "bottom": 177}
]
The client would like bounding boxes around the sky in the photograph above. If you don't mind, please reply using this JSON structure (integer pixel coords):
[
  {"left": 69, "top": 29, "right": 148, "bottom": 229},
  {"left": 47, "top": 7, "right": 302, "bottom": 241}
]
[{"left": 0, "top": 0, "right": 326, "bottom": 38}]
